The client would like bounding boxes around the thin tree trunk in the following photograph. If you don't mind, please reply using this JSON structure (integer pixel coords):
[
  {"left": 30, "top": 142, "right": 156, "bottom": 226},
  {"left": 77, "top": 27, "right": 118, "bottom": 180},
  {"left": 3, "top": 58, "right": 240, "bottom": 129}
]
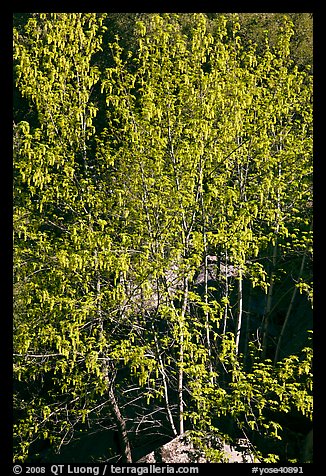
[
  {"left": 200, "top": 178, "right": 213, "bottom": 382},
  {"left": 152, "top": 323, "right": 178, "bottom": 436},
  {"left": 263, "top": 140, "right": 282, "bottom": 358},
  {"left": 204, "top": 254, "right": 214, "bottom": 382},
  {"left": 243, "top": 287, "right": 252, "bottom": 363},
  {"left": 178, "top": 276, "right": 189, "bottom": 435},
  {"left": 274, "top": 249, "right": 308, "bottom": 364},
  {"left": 107, "top": 385, "right": 133, "bottom": 463},
  {"left": 178, "top": 332, "right": 184, "bottom": 435},
  {"left": 222, "top": 249, "right": 229, "bottom": 335},
  {"left": 235, "top": 269, "right": 243, "bottom": 355},
  {"left": 164, "top": 259, "right": 188, "bottom": 437},
  {"left": 262, "top": 239, "right": 278, "bottom": 358}
]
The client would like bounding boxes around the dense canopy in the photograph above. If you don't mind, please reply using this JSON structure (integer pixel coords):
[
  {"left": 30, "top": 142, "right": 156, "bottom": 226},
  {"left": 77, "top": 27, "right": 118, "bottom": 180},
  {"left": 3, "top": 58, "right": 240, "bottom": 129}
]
[{"left": 13, "top": 13, "right": 313, "bottom": 463}]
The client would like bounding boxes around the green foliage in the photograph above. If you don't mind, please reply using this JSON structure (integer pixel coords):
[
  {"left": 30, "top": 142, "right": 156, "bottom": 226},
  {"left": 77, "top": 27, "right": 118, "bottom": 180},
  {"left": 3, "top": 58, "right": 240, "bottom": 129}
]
[
  {"left": 186, "top": 337, "right": 312, "bottom": 462},
  {"left": 13, "top": 12, "right": 312, "bottom": 463}
]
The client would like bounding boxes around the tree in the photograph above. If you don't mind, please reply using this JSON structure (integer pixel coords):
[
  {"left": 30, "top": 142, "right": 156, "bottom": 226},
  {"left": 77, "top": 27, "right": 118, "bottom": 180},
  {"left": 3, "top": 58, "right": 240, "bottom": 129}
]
[
  {"left": 13, "top": 13, "right": 134, "bottom": 462},
  {"left": 13, "top": 12, "right": 312, "bottom": 463}
]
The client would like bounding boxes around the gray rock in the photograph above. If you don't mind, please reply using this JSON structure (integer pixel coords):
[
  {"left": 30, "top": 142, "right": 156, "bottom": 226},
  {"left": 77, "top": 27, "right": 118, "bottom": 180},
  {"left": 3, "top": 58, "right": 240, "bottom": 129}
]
[{"left": 137, "top": 432, "right": 259, "bottom": 463}]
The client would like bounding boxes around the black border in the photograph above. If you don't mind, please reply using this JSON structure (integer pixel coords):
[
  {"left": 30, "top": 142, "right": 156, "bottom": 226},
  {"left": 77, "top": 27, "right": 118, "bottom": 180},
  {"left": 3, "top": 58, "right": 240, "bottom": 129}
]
[{"left": 6, "top": 3, "right": 321, "bottom": 473}]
